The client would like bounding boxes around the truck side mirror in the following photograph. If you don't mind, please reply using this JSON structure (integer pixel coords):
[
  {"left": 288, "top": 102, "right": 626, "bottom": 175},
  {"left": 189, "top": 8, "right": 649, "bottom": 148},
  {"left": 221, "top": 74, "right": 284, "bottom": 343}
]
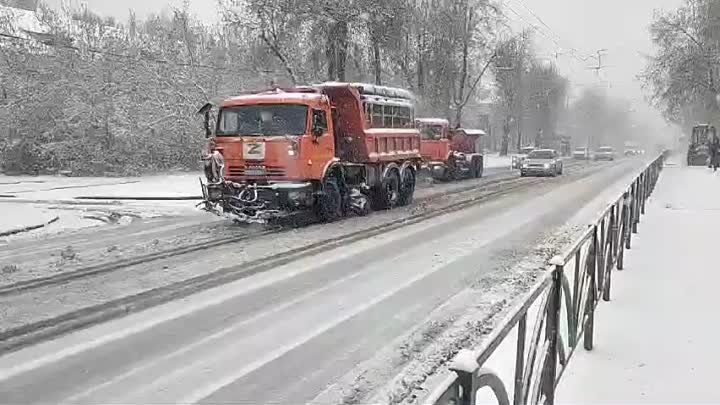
[
  {"left": 312, "top": 118, "right": 323, "bottom": 138},
  {"left": 198, "top": 102, "right": 214, "bottom": 139},
  {"left": 311, "top": 109, "right": 327, "bottom": 140},
  {"left": 204, "top": 111, "right": 212, "bottom": 138}
]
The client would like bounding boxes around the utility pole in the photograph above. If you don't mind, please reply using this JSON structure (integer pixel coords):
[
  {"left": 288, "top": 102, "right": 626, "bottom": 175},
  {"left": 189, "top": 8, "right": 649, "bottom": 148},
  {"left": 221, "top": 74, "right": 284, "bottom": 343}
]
[
  {"left": 588, "top": 48, "right": 608, "bottom": 78},
  {"left": 587, "top": 48, "right": 608, "bottom": 150},
  {"left": 515, "top": 30, "right": 527, "bottom": 151}
]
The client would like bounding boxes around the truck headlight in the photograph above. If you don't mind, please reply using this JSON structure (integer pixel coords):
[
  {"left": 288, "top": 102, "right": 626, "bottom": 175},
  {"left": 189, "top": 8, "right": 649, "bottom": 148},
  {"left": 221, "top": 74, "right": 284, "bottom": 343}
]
[
  {"left": 522, "top": 163, "right": 529, "bottom": 168},
  {"left": 288, "top": 141, "right": 299, "bottom": 157},
  {"left": 544, "top": 163, "right": 550, "bottom": 168}
]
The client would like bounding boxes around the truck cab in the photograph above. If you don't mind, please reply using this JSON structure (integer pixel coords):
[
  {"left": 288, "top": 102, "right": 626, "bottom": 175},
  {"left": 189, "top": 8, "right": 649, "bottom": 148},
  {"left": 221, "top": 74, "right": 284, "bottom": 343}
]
[
  {"left": 415, "top": 118, "right": 484, "bottom": 181},
  {"left": 416, "top": 118, "right": 451, "bottom": 163},
  {"left": 210, "top": 89, "right": 335, "bottom": 184}
]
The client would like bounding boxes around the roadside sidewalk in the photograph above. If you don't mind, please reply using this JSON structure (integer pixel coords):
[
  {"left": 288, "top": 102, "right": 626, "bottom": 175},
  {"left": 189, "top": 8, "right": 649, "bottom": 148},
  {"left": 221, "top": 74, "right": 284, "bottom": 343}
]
[{"left": 557, "top": 161, "right": 720, "bottom": 403}]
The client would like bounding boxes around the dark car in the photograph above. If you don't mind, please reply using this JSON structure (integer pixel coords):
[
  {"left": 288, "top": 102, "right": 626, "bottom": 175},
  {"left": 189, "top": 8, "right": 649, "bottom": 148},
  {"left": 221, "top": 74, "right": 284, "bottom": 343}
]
[{"left": 521, "top": 149, "right": 563, "bottom": 177}]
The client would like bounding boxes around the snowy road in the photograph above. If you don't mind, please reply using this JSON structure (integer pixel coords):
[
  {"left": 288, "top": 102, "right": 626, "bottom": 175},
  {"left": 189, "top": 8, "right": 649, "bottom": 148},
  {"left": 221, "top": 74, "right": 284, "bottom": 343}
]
[
  {"left": 0, "top": 159, "right": 646, "bottom": 404},
  {"left": 0, "top": 166, "right": 521, "bottom": 291},
  {"left": 0, "top": 166, "right": 515, "bottom": 240}
]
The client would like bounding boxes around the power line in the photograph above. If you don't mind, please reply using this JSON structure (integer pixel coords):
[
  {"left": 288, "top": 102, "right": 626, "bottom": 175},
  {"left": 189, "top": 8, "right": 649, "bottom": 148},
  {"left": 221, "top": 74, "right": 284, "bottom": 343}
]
[
  {"left": 502, "top": 0, "right": 594, "bottom": 64},
  {"left": 508, "top": 0, "right": 593, "bottom": 62},
  {"left": 501, "top": 3, "right": 588, "bottom": 76}
]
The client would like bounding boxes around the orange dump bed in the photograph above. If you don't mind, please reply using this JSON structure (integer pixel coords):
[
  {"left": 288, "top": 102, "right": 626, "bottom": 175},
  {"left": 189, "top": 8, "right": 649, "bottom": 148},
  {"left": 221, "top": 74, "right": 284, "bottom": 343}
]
[{"left": 317, "top": 82, "right": 421, "bottom": 164}]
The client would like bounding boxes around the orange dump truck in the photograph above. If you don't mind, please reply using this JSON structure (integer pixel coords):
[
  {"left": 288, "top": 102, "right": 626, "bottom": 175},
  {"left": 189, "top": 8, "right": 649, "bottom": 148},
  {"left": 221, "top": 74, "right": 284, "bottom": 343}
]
[
  {"left": 415, "top": 118, "right": 484, "bottom": 181},
  {"left": 200, "top": 82, "right": 423, "bottom": 223}
]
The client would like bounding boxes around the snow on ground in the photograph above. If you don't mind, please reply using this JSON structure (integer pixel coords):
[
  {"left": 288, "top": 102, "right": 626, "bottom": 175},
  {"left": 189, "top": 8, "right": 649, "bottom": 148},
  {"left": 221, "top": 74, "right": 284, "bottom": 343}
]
[
  {"left": 0, "top": 173, "right": 201, "bottom": 199},
  {"left": 484, "top": 153, "right": 512, "bottom": 169},
  {"left": 0, "top": 203, "right": 60, "bottom": 234},
  {"left": 0, "top": 173, "right": 205, "bottom": 239},
  {"left": 556, "top": 162, "right": 720, "bottom": 403}
]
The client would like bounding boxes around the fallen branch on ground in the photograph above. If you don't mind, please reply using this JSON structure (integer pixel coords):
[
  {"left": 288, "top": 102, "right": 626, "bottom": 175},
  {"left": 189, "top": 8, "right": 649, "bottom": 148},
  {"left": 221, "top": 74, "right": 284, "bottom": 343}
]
[
  {"left": 0, "top": 217, "right": 60, "bottom": 238},
  {"left": 74, "top": 196, "right": 202, "bottom": 201}
]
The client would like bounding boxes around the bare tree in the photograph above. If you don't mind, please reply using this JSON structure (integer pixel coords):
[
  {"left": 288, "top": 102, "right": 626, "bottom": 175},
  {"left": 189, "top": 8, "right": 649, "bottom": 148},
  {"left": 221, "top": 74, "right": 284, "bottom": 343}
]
[{"left": 642, "top": 0, "right": 720, "bottom": 125}]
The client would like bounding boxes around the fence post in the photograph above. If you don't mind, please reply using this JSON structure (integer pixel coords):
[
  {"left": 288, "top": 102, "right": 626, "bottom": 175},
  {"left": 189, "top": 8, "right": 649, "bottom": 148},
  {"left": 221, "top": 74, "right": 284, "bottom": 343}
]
[
  {"left": 450, "top": 360, "right": 476, "bottom": 405},
  {"left": 624, "top": 191, "right": 633, "bottom": 249},
  {"left": 514, "top": 314, "right": 527, "bottom": 405},
  {"left": 543, "top": 265, "right": 563, "bottom": 405},
  {"left": 640, "top": 172, "right": 647, "bottom": 215},
  {"left": 595, "top": 224, "right": 605, "bottom": 295},
  {"left": 603, "top": 207, "right": 616, "bottom": 301},
  {"left": 584, "top": 227, "right": 598, "bottom": 351},
  {"left": 632, "top": 180, "right": 640, "bottom": 234}
]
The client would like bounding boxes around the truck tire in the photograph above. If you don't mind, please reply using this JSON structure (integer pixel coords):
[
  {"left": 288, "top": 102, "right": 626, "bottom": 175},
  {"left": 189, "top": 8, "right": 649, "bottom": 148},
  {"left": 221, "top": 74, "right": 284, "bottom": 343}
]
[
  {"left": 371, "top": 170, "right": 400, "bottom": 211},
  {"left": 318, "top": 177, "right": 343, "bottom": 222},
  {"left": 446, "top": 155, "right": 459, "bottom": 181},
  {"left": 398, "top": 168, "right": 416, "bottom": 206},
  {"left": 473, "top": 158, "right": 483, "bottom": 178}
]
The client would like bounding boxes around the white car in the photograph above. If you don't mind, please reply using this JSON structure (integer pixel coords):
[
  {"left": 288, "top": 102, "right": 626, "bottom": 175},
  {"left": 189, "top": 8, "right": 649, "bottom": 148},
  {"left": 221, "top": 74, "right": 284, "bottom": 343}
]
[{"left": 521, "top": 149, "right": 564, "bottom": 177}]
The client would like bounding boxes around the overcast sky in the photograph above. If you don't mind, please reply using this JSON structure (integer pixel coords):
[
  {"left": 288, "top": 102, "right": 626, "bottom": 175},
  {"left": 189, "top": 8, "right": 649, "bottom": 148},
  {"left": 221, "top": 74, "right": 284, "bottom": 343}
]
[
  {"left": 44, "top": 0, "right": 686, "bottom": 127},
  {"left": 514, "top": 0, "right": 684, "bottom": 122}
]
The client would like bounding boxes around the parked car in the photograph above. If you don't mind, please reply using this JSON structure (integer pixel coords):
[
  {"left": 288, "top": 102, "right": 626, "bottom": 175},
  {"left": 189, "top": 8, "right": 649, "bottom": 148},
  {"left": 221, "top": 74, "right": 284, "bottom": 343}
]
[
  {"left": 521, "top": 149, "right": 563, "bottom": 177},
  {"left": 572, "top": 147, "right": 591, "bottom": 160},
  {"left": 594, "top": 146, "right": 616, "bottom": 161}
]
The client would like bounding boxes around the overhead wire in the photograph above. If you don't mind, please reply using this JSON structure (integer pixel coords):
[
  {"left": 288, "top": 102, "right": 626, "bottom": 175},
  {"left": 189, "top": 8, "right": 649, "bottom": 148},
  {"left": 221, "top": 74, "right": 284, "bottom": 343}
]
[
  {"left": 499, "top": 0, "right": 596, "bottom": 73},
  {"left": 498, "top": 0, "right": 614, "bottom": 90},
  {"left": 507, "top": 0, "right": 593, "bottom": 62}
]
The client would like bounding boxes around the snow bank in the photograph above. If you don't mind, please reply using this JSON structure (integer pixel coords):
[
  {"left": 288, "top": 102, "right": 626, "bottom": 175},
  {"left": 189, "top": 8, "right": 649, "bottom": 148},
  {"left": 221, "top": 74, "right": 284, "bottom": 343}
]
[
  {"left": 0, "top": 173, "right": 202, "bottom": 200},
  {"left": 556, "top": 165, "right": 720, "bottom": 403},
  {"left": 0, "top": 173, "right": 205, "bottom": 241}
]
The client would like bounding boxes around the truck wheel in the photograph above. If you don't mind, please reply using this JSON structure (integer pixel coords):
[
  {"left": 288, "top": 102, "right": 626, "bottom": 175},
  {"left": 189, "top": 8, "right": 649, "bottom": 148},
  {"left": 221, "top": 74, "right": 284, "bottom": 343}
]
[
  {"left": 318, "top": 177, "right": 343, "bottom": 222},
  {"left": 398, "top": 168, "right": 416, "bottom": 206},
  {"left": 446, "top": 156, "right": 459, "bottom": 181},
  {"left": 474, "top": 159, "right": 483, "bottom": 178},
  {"left": 371, "top": 170, "right": 400, "bottom": 210}
]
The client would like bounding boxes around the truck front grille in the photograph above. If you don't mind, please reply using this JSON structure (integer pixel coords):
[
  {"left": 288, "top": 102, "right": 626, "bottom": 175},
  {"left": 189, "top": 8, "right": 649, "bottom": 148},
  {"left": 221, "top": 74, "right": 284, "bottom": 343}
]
[{"left": 227, "top": 165, "right": 286, "bottom": 177}]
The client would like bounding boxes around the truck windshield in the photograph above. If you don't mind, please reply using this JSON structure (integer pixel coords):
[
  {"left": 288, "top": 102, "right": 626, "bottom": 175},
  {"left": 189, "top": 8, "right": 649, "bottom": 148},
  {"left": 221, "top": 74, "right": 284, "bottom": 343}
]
[
  {"left": 528, "top": 150, "right": 554, "bottom": 159},
  {"left": 419, "top": 125, "right": 443, "bottom": 140},
  {"left": 217, "top": 105, "right": 308, "bottom": 136}
]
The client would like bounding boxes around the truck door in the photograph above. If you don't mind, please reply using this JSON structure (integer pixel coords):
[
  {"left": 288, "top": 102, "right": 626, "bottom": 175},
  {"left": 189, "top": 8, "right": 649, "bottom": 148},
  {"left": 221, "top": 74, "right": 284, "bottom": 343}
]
[{"left": 309, "top": 108, "right": 336, "bottom": 178}]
